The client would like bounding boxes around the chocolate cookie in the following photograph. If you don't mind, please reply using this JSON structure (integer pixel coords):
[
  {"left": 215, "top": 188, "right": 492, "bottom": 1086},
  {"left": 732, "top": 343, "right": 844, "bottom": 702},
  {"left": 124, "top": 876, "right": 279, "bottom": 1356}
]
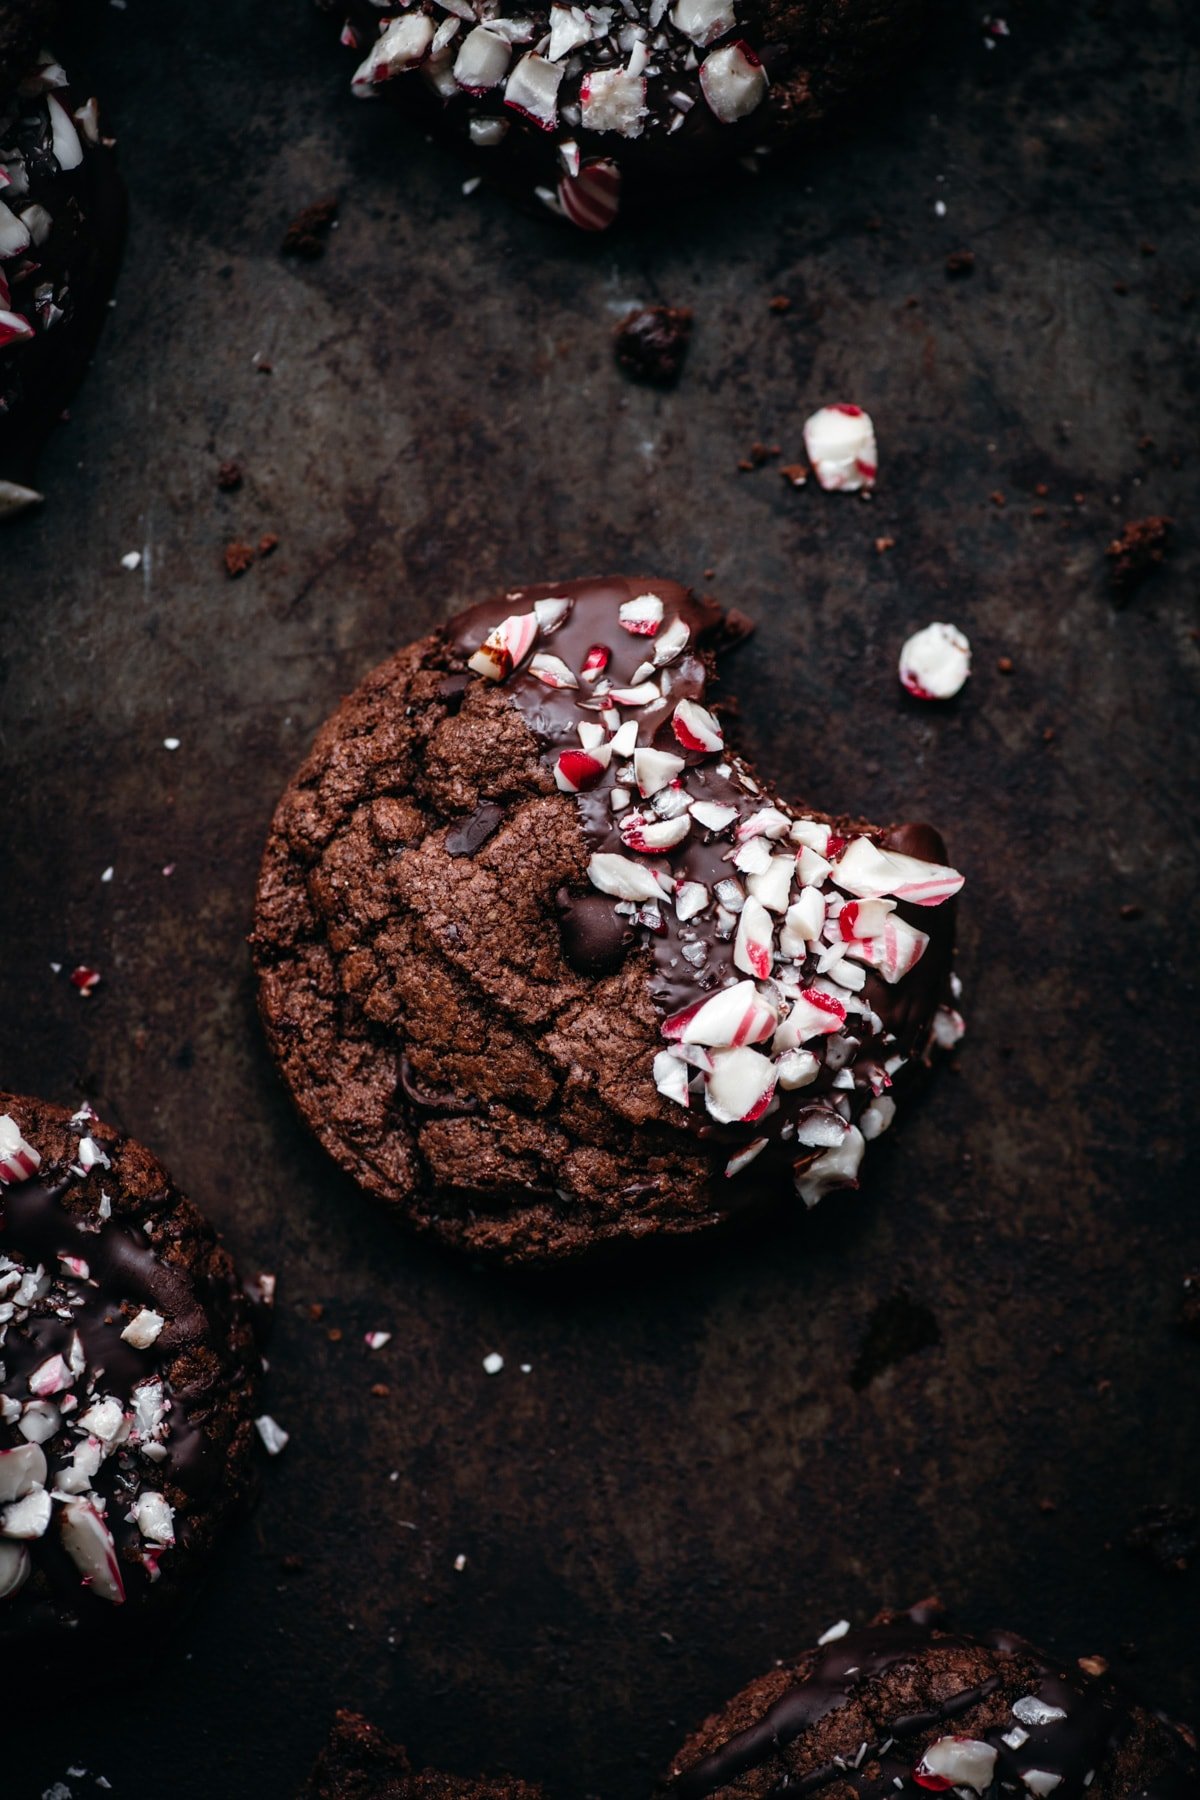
[
  {"left": 661, "top": 1603, "right": 1199, "bottom": 1799},
  {"left": 322, "top": 0, "right": 932, "bottom": 230},
  {"left": 1, "top": 13, "right": 125, "bottom": 515},
  {"left": 253, "top": 576, "right": 963, "bottom": 1265},
  {"left": 301, "top": 1710, "right": 547, "bottom": 1798},
  {"left": 0, "top": 1093, "right": 259, "bottom": 1656}
]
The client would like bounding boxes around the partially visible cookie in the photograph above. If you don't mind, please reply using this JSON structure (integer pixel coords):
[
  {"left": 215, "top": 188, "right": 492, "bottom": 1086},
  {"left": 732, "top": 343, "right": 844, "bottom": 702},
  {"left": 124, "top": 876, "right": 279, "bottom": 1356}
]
[
  {"left": 253, "top": 575, "right": 963, "bottom": 1265},
  {"left": 0, "top": 23, "right": 125, "bottom": 511},
  {"left": 301, "top": 1710, "right": 548, "bottom": 1799},
  {"left": 322, "top": 0, "right": 935, "bottom": 231},
  {"left": 661, "top": 1602, "right": 1199, "bottom": 1799},
  {"left": 0, "top": 1093, "right": 259, "bottom": 1657}
]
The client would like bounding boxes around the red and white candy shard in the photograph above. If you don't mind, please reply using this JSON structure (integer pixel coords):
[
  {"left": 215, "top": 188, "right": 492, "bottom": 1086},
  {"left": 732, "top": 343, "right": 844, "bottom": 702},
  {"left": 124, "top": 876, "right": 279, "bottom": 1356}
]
[
  {"left": 798, "top": 1124, "right": 865, "bottom": 1208},
  {"left": 580, "top": 68, "right": 648, "bottom": 136},
  {"left": 47, "top": 94, "right": 84, "bottom": 170},
  {"left": 833, "top": 837, "right": 964, "bottom": 907},
  {"left": 453, "top": 26, "right": 512, "bottom": 91},
  {"left": 840, "top": 912, "right": 929, "bottom": 985},
  {"left": 725, "top": 1137, "right": 768, "bottom": 1177},
  {"left": 504, "top": 53, "right": 564, "bottom": 127},
  {"left": 467, "top": 610, "right": 539, "bottom": 680},
  {"left": 699, "top": 41, "right": 768, "bottom": 122},
  {"left": 1021, "top": 1775, "right": 1064, "bottom": 1797},
  {"left": 802, "top": 405, "right": 878, "bottom": 493},
  {"left": 619, "top": 592, "right": 664, "bottom": 635},
  {"left": 913, "top": 1738, "right": 998, "bottom": 1794},
  {"left": 0, "top": 1114, "right": 41, "bottom": 1185},
  {"left": 555, "top": 744, "right": 613, "bottom": 792},
  {"left": 672, "top": 0, "right": 736, "bottom": 46},
  {"left": 672, "top": 698, "right": 724, "bottom": 753},
  {"left": 774, "top": 988, "right": 845, "bottom": 1049},
  {"left": 662, "top": 979, "right": 777, "bottom": 1047},
  {"left": 653, "top": 1049, "right": 691, "bottom": 1109},
  {"left": 635, "top": 747, "right": 685, "bottom": 796},
  {"left": 351, "top": 14, "right": 436, "bottom": 92},
  {"left": 899, "top": 621, "right": 972, "bottom": 700},
  {"left": 557, "top": 157, "right": 621, "bottom": 231},
  {"left": 705, "top": 1046, "right": 777, "bottom": 1123},
  {"left": 588, "top": 852, "right": 669, "bottom": 904},
  {"left": 734, "top": 894, "right": 774, "bottom": 979},
  {"left": 530, "top": 652, "right": 578, "bottom": 689},
  {"left": 59, "top": 1498, "right": 126, "bottom": 1604},
  {"left": 0, "top": 308, "right": 34, "bottom": 349}
]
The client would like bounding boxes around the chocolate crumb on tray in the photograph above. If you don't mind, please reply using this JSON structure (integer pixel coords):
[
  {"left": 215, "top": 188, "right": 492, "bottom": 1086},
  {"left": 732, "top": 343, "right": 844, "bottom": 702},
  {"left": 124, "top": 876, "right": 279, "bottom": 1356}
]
[
  {"left": 614, "top": 304, "right": 693, "bottom": 386},
  {"left": 253, "top": 576, "right": 964, "bottom": 1265},
  {"left": 300, "top": 1711, "right": 548, "bottom": 1799}
]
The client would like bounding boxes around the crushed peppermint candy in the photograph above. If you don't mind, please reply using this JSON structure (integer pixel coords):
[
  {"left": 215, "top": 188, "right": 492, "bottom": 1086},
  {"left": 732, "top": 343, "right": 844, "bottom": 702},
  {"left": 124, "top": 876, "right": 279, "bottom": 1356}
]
[
  {"left": 802, "top": 405, "right": 878, "bottom": 493},
  {"left": 455, "top": 579, "right": 963, "bottom": 1210},
  {"left": 482, "top": 1351, "right": 504, "bottom": 1375},
  {"left": 254, "top": 1414, "right": 289, "bottom": 1455},
  {"left": 898, "top": 622, "right": 972, "bottom": 701},
  {"left": 364, "top": 1330, "right": 392, "bottom": 1350}
]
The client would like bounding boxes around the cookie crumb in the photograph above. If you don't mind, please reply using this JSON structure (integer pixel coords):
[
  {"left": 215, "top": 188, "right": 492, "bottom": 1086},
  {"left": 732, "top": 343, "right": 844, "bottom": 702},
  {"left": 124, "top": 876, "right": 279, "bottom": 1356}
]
[
  {"left": 613, "top": 304, "right": 693, "bottom": 387},
  {"left": 945, "top": 249, "right": 975, "bottom": 276},
  {"left": 216, "top": 460, "right": 242, "bottom": 491},
  {"left": 224, "top": 541, "right": 255, "bottom": 578},
  {"left": 1106, "top": 515, "right": 1171, "bottom": 597},
  {"left": 258, "top": 532, "right": 279, "bottom": 557},
  {"left": 281, "top": 195, "right": 338, "bottom": 260}
]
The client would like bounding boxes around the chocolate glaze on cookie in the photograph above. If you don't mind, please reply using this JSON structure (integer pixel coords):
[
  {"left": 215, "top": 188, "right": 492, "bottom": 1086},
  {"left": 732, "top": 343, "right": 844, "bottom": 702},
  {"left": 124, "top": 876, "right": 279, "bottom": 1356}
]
[
  {"left": 0, "top": 24, "right": 125, "bottom": 506},
  {"left": 323, "top": 0, "right": 933, "bottom": 230},
  {"left": 254, "top": 576, "right": 962, "bottom": 1264},
  {"left": 662, "top": 1604, "right": 1199, "bottom": 1800},
  {"left": 0, "top": 1094, "right": 259, "bottom": 1656},
  {"left": 301, "top": 1709, "right": 548, "bottom": 1799}
]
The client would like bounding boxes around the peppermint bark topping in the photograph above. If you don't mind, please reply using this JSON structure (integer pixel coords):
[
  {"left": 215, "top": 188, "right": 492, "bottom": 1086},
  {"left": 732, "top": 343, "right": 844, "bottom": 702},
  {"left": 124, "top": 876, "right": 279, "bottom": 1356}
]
[{"left": 457, "top": 579, "right": 963, "bottom": 1208}]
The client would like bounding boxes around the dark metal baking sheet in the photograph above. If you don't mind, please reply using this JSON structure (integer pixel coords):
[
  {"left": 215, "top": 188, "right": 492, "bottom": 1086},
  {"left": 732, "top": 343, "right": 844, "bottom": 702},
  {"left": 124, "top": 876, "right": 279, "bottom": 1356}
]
[{"left": 2, "top": 1, "right": 1198, "bottom": 1794}]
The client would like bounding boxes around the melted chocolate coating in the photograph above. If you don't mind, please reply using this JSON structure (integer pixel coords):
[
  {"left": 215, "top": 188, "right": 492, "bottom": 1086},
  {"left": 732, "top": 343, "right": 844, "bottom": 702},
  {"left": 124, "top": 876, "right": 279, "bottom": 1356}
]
[
  {"left": 0, "top": 50, "right": 125, "bottom": 488},
  {"left": 665, "top": 1606, "right": 1200, "bottom": 1800},
  {"left": 451, "top": 577, "right": 956, "bottom": 1192},
  {"left": 0, "top": 1094, "right": 258, "bottom": 1653}
]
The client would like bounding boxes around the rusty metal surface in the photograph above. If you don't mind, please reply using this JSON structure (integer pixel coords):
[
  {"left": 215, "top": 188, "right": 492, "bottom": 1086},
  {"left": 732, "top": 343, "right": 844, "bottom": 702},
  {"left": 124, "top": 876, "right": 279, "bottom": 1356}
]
[{"left": 2, "top": 1, "right": 1199, "bottom": 1794}]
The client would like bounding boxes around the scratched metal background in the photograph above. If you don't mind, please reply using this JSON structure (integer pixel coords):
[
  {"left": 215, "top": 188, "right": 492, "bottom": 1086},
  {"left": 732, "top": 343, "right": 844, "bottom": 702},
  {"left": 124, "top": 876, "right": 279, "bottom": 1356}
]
[{"left": 2, "top": 1, "right": 1198, "bottom": 1794}]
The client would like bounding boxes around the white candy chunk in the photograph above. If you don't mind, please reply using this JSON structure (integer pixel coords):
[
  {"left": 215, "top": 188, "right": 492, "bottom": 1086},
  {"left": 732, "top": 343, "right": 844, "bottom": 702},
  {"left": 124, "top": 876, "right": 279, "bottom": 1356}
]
[
  {"left": 747, "top": 854, "right": 794, "bottom": 915},
  {"left": 1, "top": 1487, "right": 52, "bottom": 1539},
  {"left": 1002, "top": 1728, "right": 1030, "bottom": 1752},
  {"left": 0, "top": 478, "right": 45, "bottom": 520},
  {"left": 704, "top": 1046, "right": 776, "bottom": 1124},
  {"left": 780, "top": 888, "right": 826, "bottom": 958},
  {"left": 672, "top": 0, "right": 735, "bottom": 45},
  {"left": 619, "top": 592, "right": 664, "bottom": 635},
  {"left": 133, "top": 1491, "right": 176, "bottom": 1545},
  {"left": 47, "top": 94, "right": 84, "bottom": 170},
  {"left": 621, "top": 812, "right": 691, "bottom": 852},
  {"left": 0, "top": 1539, "right": 31, "bottom": 1598},
  {"left": 794, "top": 1110, "right": 849, "bottom": 1148},
  {"left": 791, "top": 818, "right": 832, "bottom": 853},
  {"left": 733, "top": 836, "right": 772, "bottom": 876},
  {"left": 634, "top": 747, "right": 685, "bottom": 796},
  {"left": 653, "top": 616, "right": 690, "bottom": 666},
  {"left": 672, "top": 698, "right": 724, "bottom": 753},
  {"left": 675, "top": 881, "right": 709, "bottom": 921},
  {"left": 467, "top": 610, "right": 538, "bottom": 680},
  {"left": 351, "top": 13, "right": 436, "bottom": 91},
  {"left": 663, "top": 979, "right": 777, "bottom": 1048},
  {"left": 470, "top": 115, "right": 509, "bottom": 145},
  {"left": 255, "top": 1414, "right": 290, "bottom": 1456},
  {"left": 120, "top": 1308, "right": 165, "bottom": 1349},
  {"left": 833, "top": 837, "right": 964, "bottom": 907},
  {"left": 453, "top": 25, "right": 511, "bottom": 89},
  {"left": 699, "top": 39, "right": 767, "bottom": 120},
  {"left": 0, "top": 1443, "right": 47, "bottom": 1503},
  {"left": 77, "top": 1397, "right": 129, "bottom": 1445},
  {"left": 28, "top": 1353, "right": 74, "bottom": 1397},
  {"left": 842, "top": 916, "right": 929, "bottom": 985},
  {"left": 776, "top": 1049, "right": 820, "bottom": 1090},
  {"left": 530, "top": 652, "right": 578, "bottom": 690},
  {"left": 548, "top": 4, "right": 597, "bottom": 59},
  {"left": 774, "top": 988, "right": 845, "bottom": 1050},
  {"left": 653, "top": 1049, "right": 690, "bottom": 1109},
  {"left": 55, "top": 1436, "right": 104, "bottom": 1495},
  {"left": 802, "top": 405, "right": 878, "bottom": 493},
  {"left": 914, "top": 1738, "right": 998, "bottom": 1795},
  {"left": 1022, "top": 1775, "right": 1063, "bottom": 1798},
  {"left": 837, "top": 897, "right": 895, "bottom": 939},
  {"left": 797, "top": 1125, "right": 865, "bottom": 1207},
  {"left": 588, "top": 852, "right": 668, "bottom": 903},
  {"left": 1012, "top": 1697, "right": 1069, "bottom": 1727},
  {"left": 725, "top": 1137, "right": 768, "bottom": 1178},
  {"left": 899, "top": 621, "right": 971, "bottom": 700},
  {"left": 0, "top": 198, "right": 33, "bottom": 258},
  {"left": 817, "top": 1618, "right": 851, "bottom": 1645},
  {"left": 0, "top": 1113, "right": 41, "bottom": 1184},
  {"left": 859, "top": 1095, "right": 896, "bottom": 1139},
  {"left": 18, "top": 1401, "right": 59, "bottom": 1444},
  {"left": 734, "top": 894, "right": 774, "bottom": 980},
  {"left": 691, "top": 800, "right": 738, "bottom": 833},
  {"left": 60, "top": 1498, "right": 126, "bottom": 1604},
  {"left": 580, "top": 67, "right": 648, "bottom": 137},
  {"left": 503, "top": 52, "right": 564, "bottom": 126},
  {"left": 532, "top": 596, "right": 572, "bottom": 631},
  {"left": 795, "top": 844, "right": 832, "bottom": 886},
  {"left": 609, "top": 680, "right": 661, "bottom": 707},
  {"left": 933, "top": 1005, "right": 966, "bottom": 1048}
]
